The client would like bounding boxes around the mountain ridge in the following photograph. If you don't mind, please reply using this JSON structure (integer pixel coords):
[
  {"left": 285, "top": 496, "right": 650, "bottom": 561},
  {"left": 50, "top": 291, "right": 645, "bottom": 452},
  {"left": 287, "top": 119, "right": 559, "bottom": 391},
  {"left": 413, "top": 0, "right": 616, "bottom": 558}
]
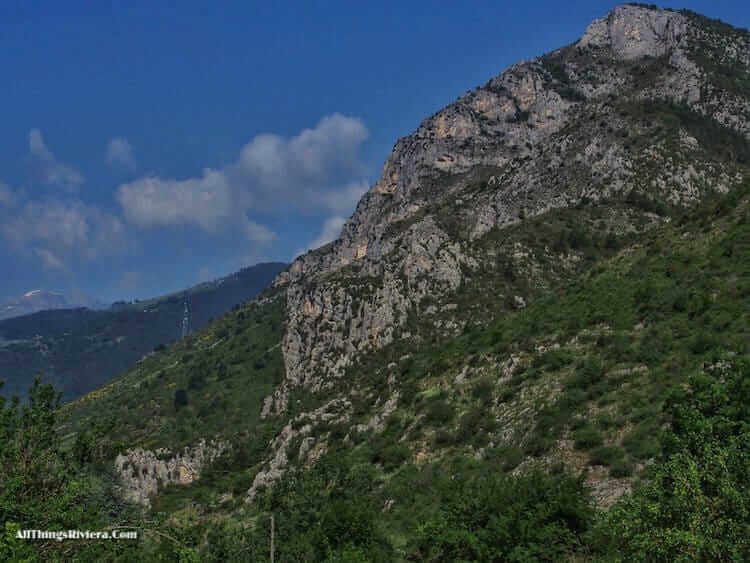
[
  {"left": 265, "top": 3, "right": 749, "bottom": 417},
  {"left": 0, "top": 261, "right": 286, "bottom": 401},
  {"left": 0, "top": 289, "right": 105, "bottom": 321},
  {"left": 40, "top": 4, "right": 750, "bottom": 560}
]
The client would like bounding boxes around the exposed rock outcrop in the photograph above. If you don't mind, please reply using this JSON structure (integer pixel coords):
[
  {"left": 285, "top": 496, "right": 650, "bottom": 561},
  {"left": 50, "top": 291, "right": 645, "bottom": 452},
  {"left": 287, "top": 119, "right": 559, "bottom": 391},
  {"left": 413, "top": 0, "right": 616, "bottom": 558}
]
[
  {"left": 114, "top": 439, "right": 228, "bottom": 507},
  {"left": 263, "top": 4, "right": 749, "bottom": 423}
]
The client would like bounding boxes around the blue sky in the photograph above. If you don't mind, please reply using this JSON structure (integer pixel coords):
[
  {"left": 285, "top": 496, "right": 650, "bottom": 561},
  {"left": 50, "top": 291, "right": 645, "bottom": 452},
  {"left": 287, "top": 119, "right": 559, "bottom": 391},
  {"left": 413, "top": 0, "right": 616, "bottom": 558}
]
[{"left": 1, "top": 1, "right": 747, "bottom": 303}]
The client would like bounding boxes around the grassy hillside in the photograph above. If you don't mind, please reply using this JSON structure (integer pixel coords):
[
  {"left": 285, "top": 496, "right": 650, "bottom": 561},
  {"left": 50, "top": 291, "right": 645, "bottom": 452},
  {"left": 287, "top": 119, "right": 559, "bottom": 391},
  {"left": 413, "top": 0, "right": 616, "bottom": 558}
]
[
  {"left": 24, "top": 178, "right": 746, "bottom": 561},
  {"left": 0, "top": 262, "right": 285, "bottom": 402},
  {"left": 61, "top": 290, "right": 286, "bottom": 456},
  {"left": 4, "top": 6, "right": 750, "bottom": 558}
]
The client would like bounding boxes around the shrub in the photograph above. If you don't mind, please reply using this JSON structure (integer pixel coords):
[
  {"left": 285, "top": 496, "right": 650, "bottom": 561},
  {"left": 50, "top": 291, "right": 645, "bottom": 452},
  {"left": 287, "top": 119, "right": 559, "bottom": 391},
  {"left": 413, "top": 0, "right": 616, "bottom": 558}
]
[
  {"left": 622, "top": 424, "right": 661, "bottom": 460},
  {"left": 471, "top": 378, "right": 494, "bottom": 401},
  {"left": 536, "top": 348, "right": 574, "bottom": 371},
  {"left": 609, "top": 458, "right": 635, "bottom": 478},
  {"left": 499, "top": 445, "right": 524, "bottom": 472},
  {"left": 374, "top": 444, "right": 411, "bottom": 471},
  {"left": 410, "top": 470, "right": 594, "bottom": 561},
  {"left": 174, "top": 389, "right": 189, "bottom": 410},
  {"left": 573, "top": 425, "right": 604, "bottom": 450},
  {"left": 424, "top": 399, "right": 455, "bottom": 424},
  {"left": 187, "top": 371, "right": 206, "bottom": 390},
  {"left": 588, "top": 445, "right": 625, "bottom": 467},
  {"left": 433, "top": 429, "right": 455, "bottom": 447}
]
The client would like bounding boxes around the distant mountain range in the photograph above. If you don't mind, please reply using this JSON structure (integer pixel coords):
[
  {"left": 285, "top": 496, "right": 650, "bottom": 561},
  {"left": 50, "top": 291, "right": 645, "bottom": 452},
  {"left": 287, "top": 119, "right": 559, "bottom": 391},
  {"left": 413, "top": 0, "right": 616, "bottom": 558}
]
[
  {"left": 0, "top": 289, "right": 105, "bottom": 321},
  {"left": 0, "top": 262, "right": 286, "bottom": 401}
]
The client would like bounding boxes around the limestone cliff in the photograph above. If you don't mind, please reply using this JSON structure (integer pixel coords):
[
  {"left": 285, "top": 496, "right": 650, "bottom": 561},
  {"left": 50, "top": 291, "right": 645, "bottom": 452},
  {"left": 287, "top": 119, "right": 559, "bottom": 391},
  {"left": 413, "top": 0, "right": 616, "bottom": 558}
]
[{"left": 264, "top": 4, "right": 749, "bottom": 420}]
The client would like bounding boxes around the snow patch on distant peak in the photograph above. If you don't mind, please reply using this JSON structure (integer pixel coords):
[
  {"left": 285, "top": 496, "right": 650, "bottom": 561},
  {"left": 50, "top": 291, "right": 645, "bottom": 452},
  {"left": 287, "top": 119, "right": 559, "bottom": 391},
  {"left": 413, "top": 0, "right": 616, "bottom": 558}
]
[{"left": 22, "top": 290, "right": 63, "bottom": 298}]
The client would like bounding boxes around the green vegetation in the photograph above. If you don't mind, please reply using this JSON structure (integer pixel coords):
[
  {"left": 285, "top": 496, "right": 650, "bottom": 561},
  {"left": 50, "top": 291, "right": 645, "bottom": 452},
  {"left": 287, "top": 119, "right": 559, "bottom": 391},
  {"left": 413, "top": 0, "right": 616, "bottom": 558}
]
[
  {"left": 0, "top": 379, "right": 139, "bottom": 561},
  {"left": 0, "top": 262, "right": 285, "bottom": 402},
  {"left": 61, "top": 291, "right": 287, "bottom": 452},
  {"left": 5, "top": 10, "right": 750, "bottom": 560},
  {"left": 5, "top": 183, "right": 748, "bottom": 560},
  {"left": 590, "top": 358, "right": 750, "bottom": 561},
  {"left": 540, "top": 49, "right": 587, "bottom": 102}
]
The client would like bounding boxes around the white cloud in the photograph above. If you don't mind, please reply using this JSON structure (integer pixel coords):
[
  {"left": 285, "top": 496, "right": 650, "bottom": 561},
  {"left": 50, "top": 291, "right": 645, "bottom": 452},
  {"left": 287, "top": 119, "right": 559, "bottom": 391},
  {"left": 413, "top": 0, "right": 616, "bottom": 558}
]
[
  {"left": 28, "top": 129, "right": 85, "bottom": 191},
  {"left": 293, "top": 216, "right": 346, "bottom": 259},
  {"left": 2, "top": 199, "right": 126, "bottom": 270},
  {"left": 242, "top": 218, "right": 276, "bottom": 244},
  {"left": 106, "top": 137, "right": 136, "bottom": 170},
  {"left": 115, "top": 114, "right": 370, "bottom": 243},
  {"left": 310, "top": 216, "right": 346, "bottom": 249},
  {"left": 236, "top": 113, "right": 368, "bottom": 191},
  {"left": 116, "top": 168, "right": 233, "bottom": 231},
  {"left": 33, "top": 248, "right": 66, "bottom": 271},
  {"left": 318, "top": 180, "right": 369, "bottom": 215}
]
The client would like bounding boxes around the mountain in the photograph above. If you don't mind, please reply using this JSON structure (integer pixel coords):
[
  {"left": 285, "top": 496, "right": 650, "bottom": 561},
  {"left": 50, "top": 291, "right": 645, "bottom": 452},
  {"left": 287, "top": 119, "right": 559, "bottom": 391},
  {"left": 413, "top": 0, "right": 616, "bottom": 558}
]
[
  {"left": 7, "top": 5, "right": 749, "bottom": 560},
  {"left": 0, "top": 262, "right": 285, "bottom": 401},
  {"left": 0, "top": 289, "right": 104, "bottom": 321}
]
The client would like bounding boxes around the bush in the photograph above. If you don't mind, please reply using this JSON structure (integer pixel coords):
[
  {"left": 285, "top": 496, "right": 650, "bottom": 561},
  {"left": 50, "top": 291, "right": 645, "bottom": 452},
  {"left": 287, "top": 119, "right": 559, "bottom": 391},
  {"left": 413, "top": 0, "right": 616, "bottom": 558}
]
[
  {"left": 567, "top": 357, "right": 605, "bottom": 391},
  {"left": 433, "top": 429, "right": 455, "bottom": 447},
  {"left": 623, "top": 424, "right": 661, "bottom": 460},
  {"left": 573, "top": 425, "right": 604, "bottom": 450},
  {"left": 374, "top": 444, "right": 411, "bottom": 471},
  {"left": 471, "top": 378, "right": 494, "bottom": 401},
  {"left": 174, "top": 389, "right": 189, "bottom": 410},
  {"left": 609, "top": 458, "right": 635, "bottom": 478},
  {"left": 499, "top": 445, "right": 524, "bottom": 472},
  {"left": 187, "top": 371, "right": 206, "bottom": 390},
  {"left": 591, "top": 358, "right": 750, "bottom": 561},
  {"left": 424, "top": 399, "right": 455, "bottom": 424},
  {"left": 588, "top": 445, "right": 625, "bottom": 467},
  {"left": 536, "top": 348, "right": 574, "bottom": 371},
  {"left": 410, "top": 470, "right": 594, "bottom": 561}
]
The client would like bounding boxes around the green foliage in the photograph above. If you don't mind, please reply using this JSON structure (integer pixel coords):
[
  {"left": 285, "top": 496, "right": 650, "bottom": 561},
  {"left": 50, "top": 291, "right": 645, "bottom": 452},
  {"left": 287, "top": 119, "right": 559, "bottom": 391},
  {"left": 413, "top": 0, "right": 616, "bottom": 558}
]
[
  {"left": 535, "top": 348, "right": 574, "bottom": 371},
  {"left": 63, "top": 294, "right": 287, "bottom": 452},
  {"left": 248, "top": 454, "right": 394, "bottom": 562},
  {"left": 0, "top": 262, "right": 285, "bottom": 403},
  {"left": 373, "top": 444, "right": 411, "bottom": 471},
  {"left": 174, "top": 388, "right": 189, "bottom": 410},
  {"left": 423, "top": 398, "right": 454, "bottom": 425},
  {"left": 588, "top": 445, "right": 626, "bottom": 467},
  {"left": 409, "top": 470, "right": 594, "bottom": 561},
  {"left": 592, "top": 358, "right": 750, "bottom": 561},
  {"left": 0, "top": 379, "right": 139, "bottom": 561},
  {"left": 573, "top": 425, "right": 604, "bottom": 450}
]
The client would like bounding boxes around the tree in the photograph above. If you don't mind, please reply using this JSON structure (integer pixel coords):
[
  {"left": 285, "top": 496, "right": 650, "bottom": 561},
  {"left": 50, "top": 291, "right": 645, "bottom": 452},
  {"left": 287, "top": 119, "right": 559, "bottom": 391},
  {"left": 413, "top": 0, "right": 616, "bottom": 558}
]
[
  {"left": 174, "top": 389, "right": 189, "bottom": 410},
  {"left": 592, "top": 357, "right": 750, "bottom": 561}
]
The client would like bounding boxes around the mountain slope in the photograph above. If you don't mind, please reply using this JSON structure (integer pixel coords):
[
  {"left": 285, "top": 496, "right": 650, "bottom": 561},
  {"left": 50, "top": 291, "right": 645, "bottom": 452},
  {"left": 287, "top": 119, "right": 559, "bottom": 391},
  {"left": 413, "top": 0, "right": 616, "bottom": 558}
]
[
  {"left": 46, "top": 4, "right": 750, "bottom": 561},
  {"left": 0, "top": 262, "right": 285, "bottom": 401},
  {"left": 0, "top": 289, "right": 103, "bottom": 321}
]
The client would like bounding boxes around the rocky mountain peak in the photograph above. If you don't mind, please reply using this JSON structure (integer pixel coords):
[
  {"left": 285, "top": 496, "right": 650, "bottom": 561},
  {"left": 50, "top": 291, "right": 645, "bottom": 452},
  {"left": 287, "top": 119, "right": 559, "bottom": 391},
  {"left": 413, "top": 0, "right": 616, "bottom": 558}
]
[
  {"left": 55, "top": 8, "right": 750, "bottom": 544},
  {"left": 267, "top": 5, "right": 749, "bottom": 419},
  {"left": 579, "top": 4, "right": 688, "bottom": 60}
]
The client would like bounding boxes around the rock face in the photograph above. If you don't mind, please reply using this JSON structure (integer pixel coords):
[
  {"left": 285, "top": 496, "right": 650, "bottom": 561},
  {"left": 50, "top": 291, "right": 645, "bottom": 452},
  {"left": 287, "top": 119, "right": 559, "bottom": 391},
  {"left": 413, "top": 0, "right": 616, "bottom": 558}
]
[
  {"left": 114, "top": 439, "right": 228, "bottom": 507},
  {"left": 579, "top": 5, "right": 688, "bottom": 60},
  {"left": 250, "top": 398, "right": 351, "bottom": 501},
  {"left": 263, "top": 4, "right": 750, "bottom": 418},
  {"left": 239, "top": 5, "right": 750, "bottom": 498}
]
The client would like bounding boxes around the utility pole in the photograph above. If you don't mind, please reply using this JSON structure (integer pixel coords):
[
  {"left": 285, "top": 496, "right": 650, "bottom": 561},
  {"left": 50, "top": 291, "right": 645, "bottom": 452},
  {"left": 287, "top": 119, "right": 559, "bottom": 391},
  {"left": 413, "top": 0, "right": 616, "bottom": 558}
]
[
  {"left": 181, "top": 295, "right": 191, "bottom": 339},
  {"left": 270, "top": 514, "right": 275, "bottom": 563}
]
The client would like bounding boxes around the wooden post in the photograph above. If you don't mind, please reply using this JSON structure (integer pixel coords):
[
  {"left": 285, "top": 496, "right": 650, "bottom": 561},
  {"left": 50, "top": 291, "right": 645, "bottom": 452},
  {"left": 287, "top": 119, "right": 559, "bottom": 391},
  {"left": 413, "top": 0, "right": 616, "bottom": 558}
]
[{"left": 270, "top": 514, "right": 275, "bottom": 563}]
